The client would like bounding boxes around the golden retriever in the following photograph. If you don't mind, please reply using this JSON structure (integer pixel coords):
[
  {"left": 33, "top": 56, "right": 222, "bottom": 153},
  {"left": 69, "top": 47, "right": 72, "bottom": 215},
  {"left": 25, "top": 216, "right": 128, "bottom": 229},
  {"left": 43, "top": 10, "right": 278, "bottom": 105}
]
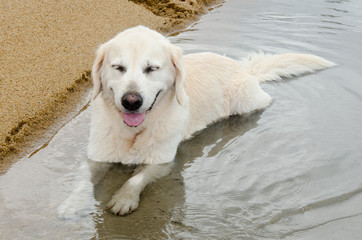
[{"left": 87, "top": 26, "right": 333, "bottom": 215}]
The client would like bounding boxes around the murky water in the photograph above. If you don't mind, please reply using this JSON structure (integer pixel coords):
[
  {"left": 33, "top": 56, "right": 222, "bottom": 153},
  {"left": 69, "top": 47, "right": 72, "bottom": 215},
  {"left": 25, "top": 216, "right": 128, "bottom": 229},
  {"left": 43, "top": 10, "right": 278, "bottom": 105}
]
[{"left": 1, "top": 0, "right": 362, "bottom": 239}]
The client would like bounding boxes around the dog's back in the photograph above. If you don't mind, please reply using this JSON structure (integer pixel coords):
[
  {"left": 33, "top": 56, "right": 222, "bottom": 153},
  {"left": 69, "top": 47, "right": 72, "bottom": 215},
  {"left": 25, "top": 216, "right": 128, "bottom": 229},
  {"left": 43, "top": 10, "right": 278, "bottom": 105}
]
[{"left": 182, "top": 52, "right": 334, "bottom": 137}]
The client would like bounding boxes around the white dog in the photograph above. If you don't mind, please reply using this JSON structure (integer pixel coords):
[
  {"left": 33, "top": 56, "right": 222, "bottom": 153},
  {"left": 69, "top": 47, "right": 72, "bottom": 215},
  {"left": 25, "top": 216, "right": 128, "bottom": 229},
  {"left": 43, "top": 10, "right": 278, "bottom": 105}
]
[{"left": 87, "top": 26, "right": 333, "bottom": 215}]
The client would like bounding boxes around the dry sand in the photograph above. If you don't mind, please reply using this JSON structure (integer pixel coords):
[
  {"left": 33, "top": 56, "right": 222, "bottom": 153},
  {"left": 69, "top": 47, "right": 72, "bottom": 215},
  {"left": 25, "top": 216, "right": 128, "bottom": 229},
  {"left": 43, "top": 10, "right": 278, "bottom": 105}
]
[{"left": 0, "top": 0, "right": 220, "bottom": 173}]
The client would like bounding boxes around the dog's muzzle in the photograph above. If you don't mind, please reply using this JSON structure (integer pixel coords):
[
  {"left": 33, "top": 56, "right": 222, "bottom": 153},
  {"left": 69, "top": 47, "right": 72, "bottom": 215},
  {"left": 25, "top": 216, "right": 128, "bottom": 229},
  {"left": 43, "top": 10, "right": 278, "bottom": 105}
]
[
  {"left": 121, "top": 91, "right": 143, "bottom": 111},
  {"left": 147, "top": 90, "right": 162, "bottom": 111},
  {"left": 120, "top": 90, "right": 162, "bottom": 127}
]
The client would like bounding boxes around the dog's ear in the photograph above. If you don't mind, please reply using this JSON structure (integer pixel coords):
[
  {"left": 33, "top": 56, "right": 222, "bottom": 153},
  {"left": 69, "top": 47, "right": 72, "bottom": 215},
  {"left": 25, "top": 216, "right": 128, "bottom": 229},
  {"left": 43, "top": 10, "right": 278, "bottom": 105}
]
[
  {"left": 171, "top": 46, "right": 187, "bottom": 105},
  {"left": 91, "top": 44, "right": 106, "bottom": 100}
]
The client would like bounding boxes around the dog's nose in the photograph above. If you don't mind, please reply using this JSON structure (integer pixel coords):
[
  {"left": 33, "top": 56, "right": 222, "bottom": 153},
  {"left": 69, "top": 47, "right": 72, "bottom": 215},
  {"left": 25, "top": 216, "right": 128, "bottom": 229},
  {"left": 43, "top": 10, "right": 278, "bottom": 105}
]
[{"left": 121, "top": 92, "right": 143, "bottom": 111}]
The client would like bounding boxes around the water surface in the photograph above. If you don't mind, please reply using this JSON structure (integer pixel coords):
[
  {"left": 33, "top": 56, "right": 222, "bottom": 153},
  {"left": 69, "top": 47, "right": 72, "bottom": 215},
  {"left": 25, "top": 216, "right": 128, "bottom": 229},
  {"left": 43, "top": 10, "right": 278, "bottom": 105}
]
[{"left": 1, "top": 0, "right": 362, "bottom": 239}]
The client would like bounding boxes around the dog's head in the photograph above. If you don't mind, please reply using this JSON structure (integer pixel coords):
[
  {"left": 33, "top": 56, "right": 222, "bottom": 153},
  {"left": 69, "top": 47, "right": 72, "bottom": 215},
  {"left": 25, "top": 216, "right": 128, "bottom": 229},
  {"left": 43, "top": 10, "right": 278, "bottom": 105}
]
[{"left": 91, "top": 26, "right": 187, "bottom": 127}]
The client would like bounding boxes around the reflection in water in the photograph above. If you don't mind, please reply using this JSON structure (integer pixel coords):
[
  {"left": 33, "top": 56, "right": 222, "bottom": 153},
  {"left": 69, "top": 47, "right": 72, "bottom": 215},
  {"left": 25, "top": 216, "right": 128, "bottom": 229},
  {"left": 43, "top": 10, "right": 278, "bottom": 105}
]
[{"left": 1, "top": 0, "right": 362, "bottom": 239}]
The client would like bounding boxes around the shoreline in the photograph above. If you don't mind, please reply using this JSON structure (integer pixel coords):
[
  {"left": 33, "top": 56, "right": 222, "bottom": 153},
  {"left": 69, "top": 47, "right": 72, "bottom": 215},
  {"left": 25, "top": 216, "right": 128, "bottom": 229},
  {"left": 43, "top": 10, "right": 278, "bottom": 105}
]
[{"left": 0, "top": 0, "right": 221, "bottom": 174}]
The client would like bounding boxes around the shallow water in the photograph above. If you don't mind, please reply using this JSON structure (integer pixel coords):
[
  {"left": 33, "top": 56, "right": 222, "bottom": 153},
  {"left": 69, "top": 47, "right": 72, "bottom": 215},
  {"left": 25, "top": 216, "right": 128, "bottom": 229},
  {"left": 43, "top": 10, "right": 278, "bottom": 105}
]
[{"left": 1, "top": 0, "right": 362, "bottom": 239}]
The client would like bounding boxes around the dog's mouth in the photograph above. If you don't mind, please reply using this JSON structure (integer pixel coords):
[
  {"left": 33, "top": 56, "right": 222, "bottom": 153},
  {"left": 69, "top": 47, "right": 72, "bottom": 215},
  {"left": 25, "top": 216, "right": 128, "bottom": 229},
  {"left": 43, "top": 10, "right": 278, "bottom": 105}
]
[
  {"left": 121, "top": 90, "right": 162, "bottom": 127},
  {"left": 121, "top": 112, "right": 146, "bottom": 127}
]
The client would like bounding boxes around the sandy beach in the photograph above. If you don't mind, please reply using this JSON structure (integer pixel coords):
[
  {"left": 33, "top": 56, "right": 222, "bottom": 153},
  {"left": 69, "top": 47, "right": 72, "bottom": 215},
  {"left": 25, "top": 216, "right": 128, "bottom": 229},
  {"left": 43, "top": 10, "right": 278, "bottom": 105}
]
[{"left": 0, "top": 0, "right": 219, "bottom": 173}]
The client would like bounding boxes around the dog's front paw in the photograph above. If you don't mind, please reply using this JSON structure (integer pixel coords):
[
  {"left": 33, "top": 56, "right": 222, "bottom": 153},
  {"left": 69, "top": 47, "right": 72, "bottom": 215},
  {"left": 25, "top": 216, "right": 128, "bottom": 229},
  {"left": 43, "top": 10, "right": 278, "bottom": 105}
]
[
  {"left": 106, "top": 189, "right": 139, "bottom": 215},
  {"left": 57, "top": 193, "right": 96, "bottom": 220}
]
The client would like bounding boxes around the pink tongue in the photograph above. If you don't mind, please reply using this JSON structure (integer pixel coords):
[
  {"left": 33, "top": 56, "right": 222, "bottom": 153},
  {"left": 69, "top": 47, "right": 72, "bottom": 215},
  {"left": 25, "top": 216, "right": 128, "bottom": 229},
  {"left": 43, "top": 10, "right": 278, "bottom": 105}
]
[{"left": 121, "top": 112, "right": 146, "bottom": 127}]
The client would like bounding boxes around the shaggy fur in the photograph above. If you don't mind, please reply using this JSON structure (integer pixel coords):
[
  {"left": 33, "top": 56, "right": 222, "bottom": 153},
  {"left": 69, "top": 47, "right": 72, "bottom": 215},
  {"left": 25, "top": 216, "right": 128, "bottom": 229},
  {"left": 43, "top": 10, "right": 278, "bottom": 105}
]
[{"left": 86, "top": 26, "right": 333, "bottom": 215}]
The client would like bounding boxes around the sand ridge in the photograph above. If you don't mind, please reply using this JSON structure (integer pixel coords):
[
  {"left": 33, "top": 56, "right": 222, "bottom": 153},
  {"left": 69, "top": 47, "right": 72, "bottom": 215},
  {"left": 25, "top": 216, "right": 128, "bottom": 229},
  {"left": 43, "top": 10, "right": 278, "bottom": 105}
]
[{"left": 0, "top": 0, "right": 220, "bottom": 173}]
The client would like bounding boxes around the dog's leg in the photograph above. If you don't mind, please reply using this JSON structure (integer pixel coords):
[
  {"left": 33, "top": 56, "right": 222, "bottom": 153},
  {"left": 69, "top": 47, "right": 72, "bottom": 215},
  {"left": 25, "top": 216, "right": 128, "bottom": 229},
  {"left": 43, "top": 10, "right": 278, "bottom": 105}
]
[
  {"left": 57, "top": 160, "right": 111, "bottom": 219},
  {"left": 106, "top": 162, "right": 173, "bottom": 215},
  {"left": 87, "top": 159, "right": 113, "bottom": 185}
]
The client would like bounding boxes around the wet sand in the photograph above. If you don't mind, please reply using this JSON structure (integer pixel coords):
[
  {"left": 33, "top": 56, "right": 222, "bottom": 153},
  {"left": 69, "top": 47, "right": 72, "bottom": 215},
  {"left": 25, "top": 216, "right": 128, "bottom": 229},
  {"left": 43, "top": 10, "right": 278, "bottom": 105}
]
[{"left": 0, "top": 0, "right": 219, "bottom": 173}]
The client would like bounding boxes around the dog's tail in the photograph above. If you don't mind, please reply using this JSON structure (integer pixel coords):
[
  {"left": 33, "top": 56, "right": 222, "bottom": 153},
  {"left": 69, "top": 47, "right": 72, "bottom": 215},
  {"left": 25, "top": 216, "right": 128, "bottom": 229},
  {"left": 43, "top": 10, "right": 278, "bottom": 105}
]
[{"left": 241, "top": 52, "right": 335, "bottom": 82}]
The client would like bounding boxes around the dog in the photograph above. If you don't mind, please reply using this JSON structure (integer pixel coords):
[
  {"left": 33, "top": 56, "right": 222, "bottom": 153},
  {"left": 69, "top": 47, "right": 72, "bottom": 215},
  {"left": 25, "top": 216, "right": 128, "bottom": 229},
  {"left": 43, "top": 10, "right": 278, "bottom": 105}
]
[{"left": 87, "top": 25, "right": 334, "bottom": 215}]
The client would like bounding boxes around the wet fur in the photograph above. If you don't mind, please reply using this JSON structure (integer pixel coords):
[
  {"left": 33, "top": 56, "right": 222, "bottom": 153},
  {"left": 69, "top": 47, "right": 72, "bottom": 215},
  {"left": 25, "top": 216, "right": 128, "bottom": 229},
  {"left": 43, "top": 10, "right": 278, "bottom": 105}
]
[{"left": 87, "top": 26, "right": 334, "bottom": 215}]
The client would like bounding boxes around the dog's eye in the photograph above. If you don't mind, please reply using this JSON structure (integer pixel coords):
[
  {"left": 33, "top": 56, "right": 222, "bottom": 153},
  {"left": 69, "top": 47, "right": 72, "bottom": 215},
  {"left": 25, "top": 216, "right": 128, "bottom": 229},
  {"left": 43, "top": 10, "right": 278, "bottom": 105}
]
[
  {"left": 112, "top": 65, "right": 126, "bottom": 73},
  {"left": 144, "top": 66, "right": 159, "bottom": 74}
]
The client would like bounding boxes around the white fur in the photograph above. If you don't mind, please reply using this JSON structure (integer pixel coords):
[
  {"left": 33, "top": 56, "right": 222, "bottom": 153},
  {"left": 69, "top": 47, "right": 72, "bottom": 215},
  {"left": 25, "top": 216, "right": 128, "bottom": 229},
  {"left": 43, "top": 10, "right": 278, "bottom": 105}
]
[{"left": 86, "top": 26, "right": 334, "bottom": 215}]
